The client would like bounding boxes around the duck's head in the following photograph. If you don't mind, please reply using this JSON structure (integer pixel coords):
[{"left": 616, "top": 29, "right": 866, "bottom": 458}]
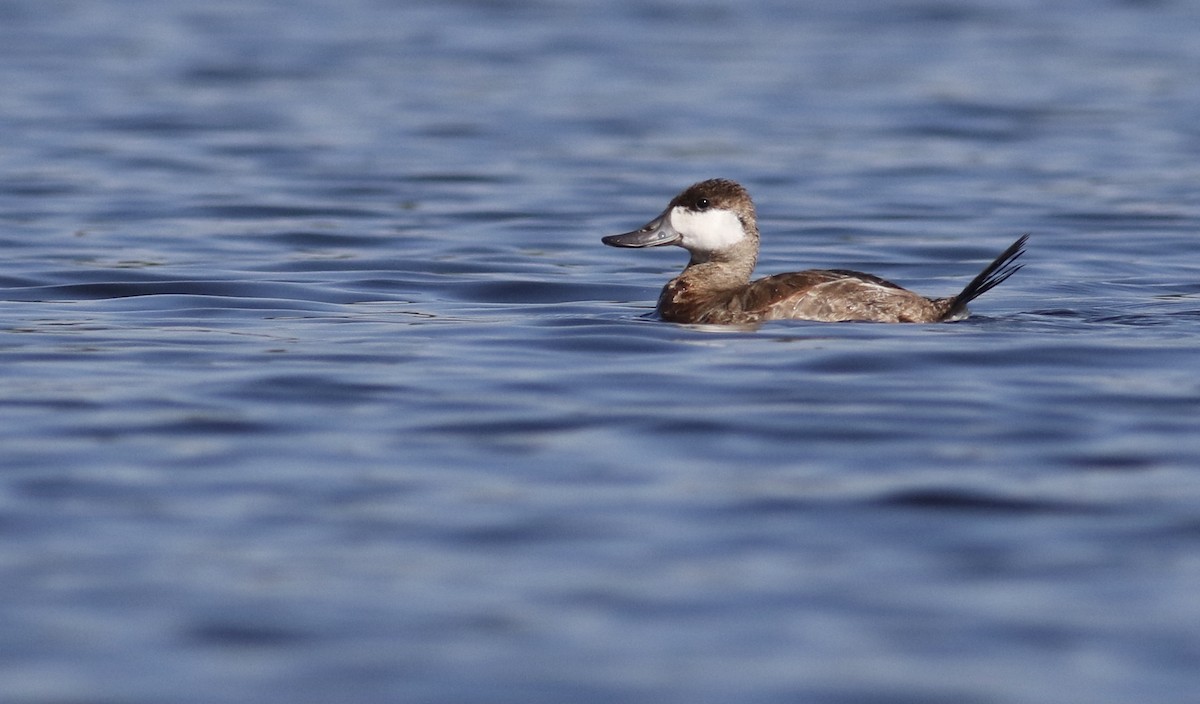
[{"left": 602, "top": 179, "right": 759, "bottom": 259}]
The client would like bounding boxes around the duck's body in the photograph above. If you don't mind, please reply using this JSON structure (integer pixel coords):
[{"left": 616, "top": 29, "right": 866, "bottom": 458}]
[{"left": 602, "top": 179, "right": 1027, "bottom": 325}]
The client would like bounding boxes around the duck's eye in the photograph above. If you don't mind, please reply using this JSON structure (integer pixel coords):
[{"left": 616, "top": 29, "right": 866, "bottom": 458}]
[{"left": 695, "top": 198, "right": 709, "bottom": 210}]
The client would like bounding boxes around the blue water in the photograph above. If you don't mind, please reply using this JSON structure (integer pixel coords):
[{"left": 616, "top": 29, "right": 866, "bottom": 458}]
[{"left": 4, "top": 0, "right": 1200, "bottom": 702}]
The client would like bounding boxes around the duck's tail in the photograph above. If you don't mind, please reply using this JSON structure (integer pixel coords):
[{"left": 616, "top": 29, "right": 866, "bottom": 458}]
[{"left": 940, "top": 234, "right": 1028, "bottom": 321}]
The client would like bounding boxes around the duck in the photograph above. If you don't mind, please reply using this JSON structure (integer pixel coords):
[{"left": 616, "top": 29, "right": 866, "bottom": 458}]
[{"left": 602, "top": 178, "right": 1027, "bottom": 324}]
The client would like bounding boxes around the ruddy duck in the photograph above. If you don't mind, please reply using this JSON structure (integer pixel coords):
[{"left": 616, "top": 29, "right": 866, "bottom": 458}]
[{"left": 602, "top": 179, "right": 1027, "bottom": 324}]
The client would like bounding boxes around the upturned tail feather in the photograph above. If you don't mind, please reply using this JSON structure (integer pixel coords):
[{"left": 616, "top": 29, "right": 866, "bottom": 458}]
[{"left": 943, "top": 234, "right": 1028, "bottom": 320}]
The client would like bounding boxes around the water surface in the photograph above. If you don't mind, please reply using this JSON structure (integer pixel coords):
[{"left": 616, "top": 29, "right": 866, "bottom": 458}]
[{"left": 3, "top": 1, "right": 1200, "bottom": 702}]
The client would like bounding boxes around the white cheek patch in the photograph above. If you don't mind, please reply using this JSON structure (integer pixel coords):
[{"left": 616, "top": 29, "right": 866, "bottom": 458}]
[{"left": 669, "top": 206, "right": 745, "bottom": 252}]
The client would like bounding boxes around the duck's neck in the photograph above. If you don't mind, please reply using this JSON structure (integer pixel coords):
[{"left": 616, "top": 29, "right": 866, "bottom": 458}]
[{"left": 679, "top": 237, "right": 758, "bottom": 290}]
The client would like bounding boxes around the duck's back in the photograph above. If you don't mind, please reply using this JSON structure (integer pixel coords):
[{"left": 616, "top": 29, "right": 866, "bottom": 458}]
[
  {"left": 658, "top": 269, "right": 947, "bottom": 324},
  {"left": 758, "top": 270, "right": 950, "bottom": 323}
]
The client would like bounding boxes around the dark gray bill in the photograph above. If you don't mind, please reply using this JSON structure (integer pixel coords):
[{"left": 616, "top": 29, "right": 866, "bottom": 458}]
[{"left": 601, "top": 211, "right": 680, "bottom": 248}]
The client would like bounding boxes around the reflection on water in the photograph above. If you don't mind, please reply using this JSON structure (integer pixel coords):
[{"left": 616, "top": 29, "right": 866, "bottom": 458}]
[{"left": 4, "top": 0, "right": 1200, "bottom": 702}]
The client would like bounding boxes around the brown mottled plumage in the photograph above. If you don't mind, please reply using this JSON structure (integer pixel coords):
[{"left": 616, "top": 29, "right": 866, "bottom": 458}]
[{"left": 602, "top": 179, "right": 1027, "bottom": 325}]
